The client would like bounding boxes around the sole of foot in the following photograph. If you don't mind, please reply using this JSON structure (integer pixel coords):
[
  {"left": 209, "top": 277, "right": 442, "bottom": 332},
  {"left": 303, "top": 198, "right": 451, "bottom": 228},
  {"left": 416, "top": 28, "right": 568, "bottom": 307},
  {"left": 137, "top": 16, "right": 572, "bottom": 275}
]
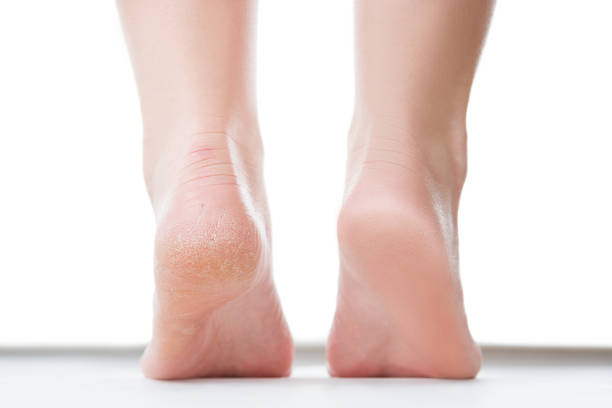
[
  {"left": 327, "top": 127, "right": 481, "bottom": 378},
  {"left": 140, "top": 131, "right": 293, "bottom": 379}
]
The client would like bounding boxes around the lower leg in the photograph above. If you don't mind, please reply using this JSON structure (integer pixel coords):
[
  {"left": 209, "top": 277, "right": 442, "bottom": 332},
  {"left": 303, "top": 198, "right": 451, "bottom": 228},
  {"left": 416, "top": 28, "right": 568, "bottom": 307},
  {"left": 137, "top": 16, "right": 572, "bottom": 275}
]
[
  {"left": 117, "top": 0, "right": 292, "bottom": 379},
  {"left": 328, "top": 0, "right": 494, "bottom": 378}
]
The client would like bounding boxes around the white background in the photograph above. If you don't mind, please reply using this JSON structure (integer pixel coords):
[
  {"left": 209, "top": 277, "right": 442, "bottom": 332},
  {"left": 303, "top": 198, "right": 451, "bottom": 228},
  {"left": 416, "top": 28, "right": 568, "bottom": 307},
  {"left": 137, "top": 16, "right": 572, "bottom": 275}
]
[{"left": 0, "top": 0, "right": 610, "bottom": 347}]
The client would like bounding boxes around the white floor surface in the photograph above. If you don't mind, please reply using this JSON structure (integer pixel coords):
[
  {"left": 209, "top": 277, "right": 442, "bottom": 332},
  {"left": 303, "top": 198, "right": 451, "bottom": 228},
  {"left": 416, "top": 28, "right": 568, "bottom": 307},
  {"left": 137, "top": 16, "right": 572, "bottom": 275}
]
[{"left": 1, "top": 346, "right": 611, "bottom": 407}]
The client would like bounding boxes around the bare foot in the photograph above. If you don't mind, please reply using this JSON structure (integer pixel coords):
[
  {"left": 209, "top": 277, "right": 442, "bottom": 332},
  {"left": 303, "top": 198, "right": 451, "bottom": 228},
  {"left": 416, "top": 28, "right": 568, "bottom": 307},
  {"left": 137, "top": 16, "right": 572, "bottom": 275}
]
[
  {"left": 327, "top": 122, "right": 481, "bottom": 378},
  {"left": 140, "top": 129, "right": 293, "bottom": 379}
]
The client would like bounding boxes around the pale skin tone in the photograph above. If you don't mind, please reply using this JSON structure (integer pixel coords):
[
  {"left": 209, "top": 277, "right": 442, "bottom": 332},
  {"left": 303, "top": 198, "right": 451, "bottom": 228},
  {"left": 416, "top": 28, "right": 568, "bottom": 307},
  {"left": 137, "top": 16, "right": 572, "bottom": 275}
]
[{"left": 117, "top": 0, "right": 494, "bottom": 379}]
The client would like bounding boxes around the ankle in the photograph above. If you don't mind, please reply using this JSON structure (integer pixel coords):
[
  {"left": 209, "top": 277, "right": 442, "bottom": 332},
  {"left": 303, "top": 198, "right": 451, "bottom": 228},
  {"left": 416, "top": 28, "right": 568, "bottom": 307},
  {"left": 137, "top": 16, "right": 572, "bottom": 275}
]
[
  {"left": 348, "top": 113, "right": 468, "bottom": 193},
  {"left": 142, "top": 116, "right": 263, "bottom": 202}
]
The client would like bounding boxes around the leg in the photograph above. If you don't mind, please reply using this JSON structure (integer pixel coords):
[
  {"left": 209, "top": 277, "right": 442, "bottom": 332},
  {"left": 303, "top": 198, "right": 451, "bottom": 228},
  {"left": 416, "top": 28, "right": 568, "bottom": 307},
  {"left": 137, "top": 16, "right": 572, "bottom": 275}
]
[
  {"left": 328, "top": 0, "right": 494, "bottom": 378},
  {"left": 117, "top": 0, "right": 293, "bottom": 379}
]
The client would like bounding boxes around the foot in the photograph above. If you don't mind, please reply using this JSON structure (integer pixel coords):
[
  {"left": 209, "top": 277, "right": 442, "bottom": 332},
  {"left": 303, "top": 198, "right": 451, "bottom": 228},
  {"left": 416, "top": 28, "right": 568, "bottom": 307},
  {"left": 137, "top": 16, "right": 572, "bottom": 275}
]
[
  {"left": 140, "top": 126, "right": 293, "bottom": 379},
  {"left": 327, "top": 121, "right": 481, "bottom": 378}
]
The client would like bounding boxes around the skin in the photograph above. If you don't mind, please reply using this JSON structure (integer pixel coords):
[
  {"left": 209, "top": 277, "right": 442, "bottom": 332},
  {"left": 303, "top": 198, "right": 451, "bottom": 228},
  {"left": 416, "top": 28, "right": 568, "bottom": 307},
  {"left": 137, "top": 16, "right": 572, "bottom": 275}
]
[
  {"left": 117, "top": 0, "right": 293, "bottom": 379},
  {"left": 117, "top": 0, "right": 494, "bottom": 379},
  {"left": 328, "top": 0, "right": 495, "bottom": 378}
]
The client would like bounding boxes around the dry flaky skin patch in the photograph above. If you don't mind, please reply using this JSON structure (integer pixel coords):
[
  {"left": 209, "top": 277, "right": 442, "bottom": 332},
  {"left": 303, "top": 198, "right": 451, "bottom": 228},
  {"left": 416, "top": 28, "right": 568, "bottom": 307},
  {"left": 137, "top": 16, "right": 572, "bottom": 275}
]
[
  {"left": 152, "top": 137, "right": 265, "bottom": 289},
  {"left": 154, "top": 207, "right": 263, "bottom": 299}
]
